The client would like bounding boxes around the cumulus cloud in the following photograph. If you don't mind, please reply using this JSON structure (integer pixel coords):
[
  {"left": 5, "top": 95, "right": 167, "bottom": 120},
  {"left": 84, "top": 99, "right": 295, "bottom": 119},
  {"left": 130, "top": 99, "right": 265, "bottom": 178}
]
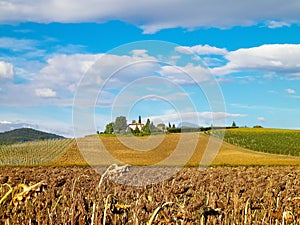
[
  {"left": 257, "top": 117, "right": 265, "bottom": 123},
  {"left": 159, "top": 64, "right": 211, "bottom": 84},
  {"left": 285, "top": 88, "right": 300, "bottom": 98},
  {"left": 175, "top": 45, "right": 228, "bottom": 55},
  {"left": 39, "top": 53, "right": 101, "bottom": 92},
  {"left": 172, "top": 44, "right": 300, "bottom": 81},
  {"left": 286, "top": 88, "right": 296, "bottom": 94},
  {"left": 0, "top": 61, "right": 14, "bottom": 79},
  {"left": 265, "top": 20, "right": 291, "bottom": 29},
  {"left": 0, "top": 54, "right": 101, "bottom": 106},
  {"left": 1, "top": 51, "right": 159, "bottom": 106},
  {"left": 35, "top": 88, "right": 57, "bottom": 98},
  {"left": 0, "top": 0, "right": 300, "bottom": 33},
  {"left": 39, "top": 51, "right": 157, "bottom": 91},
  {"left": 211, "top": 44, "right": 300, "bottom": 79}
]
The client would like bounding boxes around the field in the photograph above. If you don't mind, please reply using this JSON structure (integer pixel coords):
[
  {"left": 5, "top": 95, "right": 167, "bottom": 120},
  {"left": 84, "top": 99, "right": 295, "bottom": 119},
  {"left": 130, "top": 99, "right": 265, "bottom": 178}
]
[
  {"left": 73, "top": 132, "right": 300, "bottom": 167},
  {"left": 210, "top": 128, "right": 300, "bottom": 156},
  {"left": 0, "top": 139, "right": 74, "bottom": 166},
  {"left": 1, "top": 130, "right": 300, "bottom": 167},
  {"left": 0, "top": 166, "right": 299, "bottom": 224},
  {"left": 0, "top": 129, "right": 300, "bottom": 224}
]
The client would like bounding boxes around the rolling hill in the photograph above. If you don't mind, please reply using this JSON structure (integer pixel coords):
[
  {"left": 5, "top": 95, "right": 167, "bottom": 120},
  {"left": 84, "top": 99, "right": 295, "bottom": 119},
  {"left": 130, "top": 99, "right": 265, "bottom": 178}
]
[{"left": 0, "top": 128, "right": 65, "bottom": 144}]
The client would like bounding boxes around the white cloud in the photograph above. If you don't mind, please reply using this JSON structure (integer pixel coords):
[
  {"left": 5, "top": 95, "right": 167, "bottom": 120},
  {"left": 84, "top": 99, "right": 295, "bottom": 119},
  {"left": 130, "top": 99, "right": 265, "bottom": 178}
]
[
  {"left": 0, "top": 37, "right": 38, "bottom": 52},
  {"left": 0, "top": 0, "right": 300, "bottom": 33},
  {"left": 149, "top": 111, "right": 246, "bottom": 126},
  {"left": 0, "top": 120, "right": 12, "bottom": 124},
  {"left": 202, "top": 57, "right": 226, "bottom": 67},
  {"left": 265, "top": 20, "right": 291, "bottom": 29},
  {"left": 0, "top": 51, "right": 158, "bottom": 106},
  {"left": 1, "top": 53, "right": 97, "bottom": 105},
  {"left": 0, "top": 119, "right": 73, "bottom": 137},
  {"left": 175, "top": 45, "right": 228, "bottom": 55},
  {"left": 39, "top": 51, "right": 156, "bottom": 90},
  {"left": 159, "top": 64, "right": 211, "bottom": 84},
  {"left": 131, "top": 49, "right": 149, "bottom": 57},
  {"left": 174, "top": 44, "right": 300, "bottom": 81},
  {"left": 0, "top": 121, "right": 39, "bottom": 133},
  {"left": 286, "top": 88, "right": 296, "bottom": 94},
  {"left": 257, "top": 117, "right": 265, "bottom": 123},
  {"left": 0, "top": 61, "right": 14, "bottom": 79},
  {"left": 35, "top": 88, "right": 57, "bottom": 98},
  {"left": 39, "top": 53, "right": 100, "bottom": 90},
  {"left": 211, "top": 44, "right": 300, "bottom": 79}
]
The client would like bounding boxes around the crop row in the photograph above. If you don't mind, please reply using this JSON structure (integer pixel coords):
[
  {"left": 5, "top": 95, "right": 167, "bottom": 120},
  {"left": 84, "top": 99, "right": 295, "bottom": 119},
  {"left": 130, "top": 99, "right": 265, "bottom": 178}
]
[
  {"left": 0, "top": 139, "right": 75, "bottom": 166},
  {"left": 211, "top": 128, "right": 300, "bottom": 156}
]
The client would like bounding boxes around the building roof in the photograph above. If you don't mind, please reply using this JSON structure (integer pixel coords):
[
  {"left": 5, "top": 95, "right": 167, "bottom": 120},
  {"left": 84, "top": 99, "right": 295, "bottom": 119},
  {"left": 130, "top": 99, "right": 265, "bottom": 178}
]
[{"left": 128, "top": 122, "right": 144, "bottom": 126}]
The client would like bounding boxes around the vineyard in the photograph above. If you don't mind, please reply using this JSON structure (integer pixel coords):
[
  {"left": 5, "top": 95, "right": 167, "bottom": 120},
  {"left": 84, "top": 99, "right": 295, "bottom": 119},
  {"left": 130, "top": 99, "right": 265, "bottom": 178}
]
[
  {"left": 0, "top": 139, "right": 75, "bottom": 166},
  {"left": 211, "top": 128, "right": 300, "bottom": 156}
]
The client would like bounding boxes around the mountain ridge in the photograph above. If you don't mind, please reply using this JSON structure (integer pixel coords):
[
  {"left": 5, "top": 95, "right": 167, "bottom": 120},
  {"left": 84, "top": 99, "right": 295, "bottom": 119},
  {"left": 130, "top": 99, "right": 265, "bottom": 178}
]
[{"left": 0, "top": 128, "right": 65, "bottom": 144}]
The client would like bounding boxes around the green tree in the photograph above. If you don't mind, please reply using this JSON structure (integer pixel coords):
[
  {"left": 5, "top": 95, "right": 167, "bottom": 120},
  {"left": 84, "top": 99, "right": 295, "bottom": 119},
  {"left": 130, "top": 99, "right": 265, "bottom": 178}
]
[
  {"left": 142, "top": 118, "right": 151, "bottom": 135},
  {"left": 133, "top": 126, "right": 141, "bottom": 135},
  {"left": 104, "top": 122, "right": 114, "bottom": 134},
  {"left": 138, "top": 115, "right": 142, "bottom": 124},
  {"left": 114, "top": 116, "right": 127, "bottom": 134},
  {"left": 39, "top": 136, "right": 45, "bottom": 141},
  {"left": 150, "top": 121, "right": 155, "bottom": 131},
  {"left": 157, "top": 123, "right": 165, "bottom": 129},
  {"left": 232, "top": 121, "right": 237, "bottom": 127}
]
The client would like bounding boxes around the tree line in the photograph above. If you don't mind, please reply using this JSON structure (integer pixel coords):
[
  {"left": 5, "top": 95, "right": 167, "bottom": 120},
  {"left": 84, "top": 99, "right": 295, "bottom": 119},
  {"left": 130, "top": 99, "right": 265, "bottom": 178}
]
[
  {"left": 103, "top": 116, "right": 169, "bottom": 136},
  {"left": 101, "top": 117, "right": 241, "bottom": 136}
]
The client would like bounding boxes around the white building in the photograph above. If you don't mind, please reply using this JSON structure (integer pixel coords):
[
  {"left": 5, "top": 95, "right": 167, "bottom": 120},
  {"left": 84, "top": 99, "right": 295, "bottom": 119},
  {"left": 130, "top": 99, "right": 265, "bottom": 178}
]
[{"left": 128, "top": 122, "right": 144, "bottom": 131}]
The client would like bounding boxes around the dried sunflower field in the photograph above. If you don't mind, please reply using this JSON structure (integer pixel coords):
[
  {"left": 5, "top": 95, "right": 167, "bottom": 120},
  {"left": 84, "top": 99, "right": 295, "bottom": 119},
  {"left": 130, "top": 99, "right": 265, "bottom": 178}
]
[{"left": 0, "top": 165, "right": 299, "bottom": 224}]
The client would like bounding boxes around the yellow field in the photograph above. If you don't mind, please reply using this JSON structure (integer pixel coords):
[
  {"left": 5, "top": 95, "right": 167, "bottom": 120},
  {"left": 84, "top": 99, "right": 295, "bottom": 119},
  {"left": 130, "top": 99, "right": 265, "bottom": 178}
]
[{"left": 48, "top": 132, "right": 300, "bottom": 166}]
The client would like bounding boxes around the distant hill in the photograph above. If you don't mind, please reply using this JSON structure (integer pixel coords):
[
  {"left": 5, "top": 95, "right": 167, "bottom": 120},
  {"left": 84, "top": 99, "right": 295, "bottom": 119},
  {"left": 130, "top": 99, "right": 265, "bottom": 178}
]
[
  {"left": 0, "top": 128, "right": 65, "bottom": 144},
  {"left": 177, "top": 122, "right": 199, "bottom": 128}
]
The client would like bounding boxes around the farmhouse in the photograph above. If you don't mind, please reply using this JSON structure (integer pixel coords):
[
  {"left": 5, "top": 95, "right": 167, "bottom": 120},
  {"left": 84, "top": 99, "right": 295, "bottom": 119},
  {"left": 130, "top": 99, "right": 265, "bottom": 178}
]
[{"left": 128, "top": 122, "right": 144, "bottom": 131}]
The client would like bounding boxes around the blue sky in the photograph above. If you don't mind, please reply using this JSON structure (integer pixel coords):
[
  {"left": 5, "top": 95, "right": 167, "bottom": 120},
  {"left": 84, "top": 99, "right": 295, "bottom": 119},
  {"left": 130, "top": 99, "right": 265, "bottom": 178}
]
[{"left": 0, "top": 0, "right": 300, "bottom": 137}]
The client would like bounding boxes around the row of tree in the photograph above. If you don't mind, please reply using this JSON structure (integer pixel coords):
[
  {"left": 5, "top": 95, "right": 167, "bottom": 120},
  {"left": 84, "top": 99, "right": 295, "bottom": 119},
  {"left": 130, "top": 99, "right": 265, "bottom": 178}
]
[
  {"left": 104, "top": 116, "right": 160, "bottom": 136},
  {"left": 103, "top": 116, "right": 240, "bottom": 135}
]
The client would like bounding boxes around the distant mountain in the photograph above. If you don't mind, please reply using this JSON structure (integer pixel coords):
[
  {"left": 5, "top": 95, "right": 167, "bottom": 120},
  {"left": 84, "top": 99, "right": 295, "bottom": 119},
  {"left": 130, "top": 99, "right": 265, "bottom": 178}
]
[
  {"left": 0, "top": 128, "right": 65, "bottom": 144},
  {"left": 0, "top": 121, "right": 39, "bottom": 133},
  {"left": 177, "top": 122, "right": 199, "bottom": 128}
]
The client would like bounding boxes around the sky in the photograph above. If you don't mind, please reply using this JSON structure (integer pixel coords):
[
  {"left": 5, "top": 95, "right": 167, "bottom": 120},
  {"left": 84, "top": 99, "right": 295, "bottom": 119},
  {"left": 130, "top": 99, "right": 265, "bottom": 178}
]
[{"left": 0, "top": 0, "right": 300, "bottom": 137}]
